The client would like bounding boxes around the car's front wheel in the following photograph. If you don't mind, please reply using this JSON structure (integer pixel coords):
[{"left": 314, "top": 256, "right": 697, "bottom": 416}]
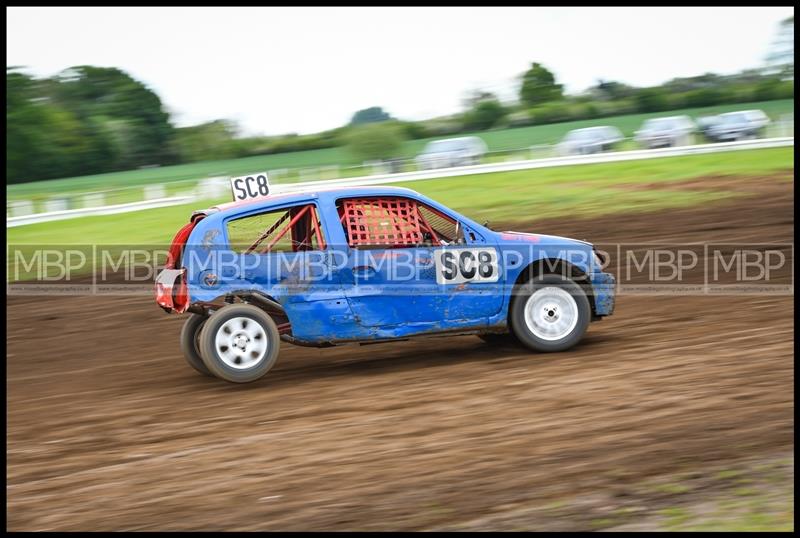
[
  {"left": 198, "top": 304, "right": 280, "bottom": 383},
  {"left": 510, "top": 275, "right": 591, "bottom": 352}
]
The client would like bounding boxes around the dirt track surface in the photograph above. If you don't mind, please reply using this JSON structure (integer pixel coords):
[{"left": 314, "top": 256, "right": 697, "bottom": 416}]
[{"left": 7, "top": 174, "right": 794, "bottom": 530}]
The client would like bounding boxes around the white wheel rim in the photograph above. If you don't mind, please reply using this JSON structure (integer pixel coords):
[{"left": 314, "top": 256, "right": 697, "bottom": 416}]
[
  {"left": 524, "top": 286, "right": 579, "bottom": 341},
  {"left": 214, "top": 316, "right": 268, "bottom": 369}
]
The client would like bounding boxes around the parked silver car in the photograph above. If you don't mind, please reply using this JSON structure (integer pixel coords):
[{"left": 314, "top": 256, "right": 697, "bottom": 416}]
[
  {"left": 634, "top": 115, "right": 696, "bottom": 149},
  {"left": 703, "top": 110, "right": 771, "bottom": 142},
  {"left": 415, "top": 136, "right": 487, "bottom": 170},
  {"left": 556, "top": 126, "right": 624, "bottom": 156},
  {"left": 697, "top": 115, "right": 721, "bottom": 140}
]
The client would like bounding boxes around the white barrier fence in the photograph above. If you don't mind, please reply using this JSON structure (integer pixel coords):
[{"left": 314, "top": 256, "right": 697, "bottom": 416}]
[
  {"left": 6, "top": 196, "right": 197, "bottom": 227},
  {"left": 272, "top": 136, "right": 795, "bottom": 194},
  {"left": 7, "top": 136, "right": 795, "bottom": 228}
]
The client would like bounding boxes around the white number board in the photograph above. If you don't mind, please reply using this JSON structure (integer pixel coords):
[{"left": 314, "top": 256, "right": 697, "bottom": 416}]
[
  {"left": 434, "top": 247, "right": 500, "bottom": 285},
  {"left": 230, "top": 172, "right": 270, "bottom": 202}
]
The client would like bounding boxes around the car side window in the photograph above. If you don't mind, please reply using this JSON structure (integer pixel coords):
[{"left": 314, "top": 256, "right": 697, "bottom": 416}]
[
  {"left": 336, "top": 197, "right": 464, "bottom": 250},
  {"left": 226, "top": 203, "right": 326, "bottom": 254}
]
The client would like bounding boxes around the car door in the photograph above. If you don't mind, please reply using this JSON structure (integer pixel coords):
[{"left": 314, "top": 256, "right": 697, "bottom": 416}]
[
  {"left": 335, "top": 196, "right": 442, "bottom": 330},
  {"left": 335, "top": 196, "right": 503, "bottom": 332}
]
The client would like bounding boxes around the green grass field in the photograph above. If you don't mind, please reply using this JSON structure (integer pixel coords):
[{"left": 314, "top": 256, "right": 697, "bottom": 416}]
[
  {"left": 7, "top": 146, "right": 793, "bottom": 248},
  {"left": 7, "top": 99, "right": 793, "bottom": 203}
]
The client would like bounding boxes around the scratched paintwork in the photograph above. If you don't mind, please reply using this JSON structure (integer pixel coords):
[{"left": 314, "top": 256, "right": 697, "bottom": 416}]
[{"left": 172, "top": 186, "right": 616, "bottom": 345}]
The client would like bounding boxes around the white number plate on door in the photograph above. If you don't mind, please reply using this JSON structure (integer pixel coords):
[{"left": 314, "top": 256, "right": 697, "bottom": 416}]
[{"left": 434, "top": 247, "right": 500, "bottom": 285}]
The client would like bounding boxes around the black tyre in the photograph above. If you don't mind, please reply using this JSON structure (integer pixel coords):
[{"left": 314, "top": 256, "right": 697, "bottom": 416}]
[
  {"left": 198, "top": 304, "right": 281, "bottom": 383},
  {"left": 179, "top": 314, "right": 212, "bottom": 376},
  {"left": 510, "top": 275, "right": 591, "bottom": 352}
]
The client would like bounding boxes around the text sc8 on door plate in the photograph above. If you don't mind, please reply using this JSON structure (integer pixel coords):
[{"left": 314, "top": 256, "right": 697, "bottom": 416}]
[{"left": 433, "top": 247, "right": 500, "bottom": 285}]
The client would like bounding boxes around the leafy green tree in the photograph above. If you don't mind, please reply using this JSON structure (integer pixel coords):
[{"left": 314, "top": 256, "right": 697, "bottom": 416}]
[
  {"left": 528, "top": 102, "right": 574, "bottom": 124},
  {"left": 350, "top": 106, "right": 393, "bottom": 125},
  {"left": 463, "top": 97, "right": 508, "bottom": 131},
  {"left": 520, "top": 62, "right": 564, "bottom": 106},
  {"left": 50, "top": 66, "right": 178, "bottom": 169},
  {"left": 7, "top": 69, "right": 43, "bottom": 181},
  {"left": 7, "top": 66, "right": 180, "bottom": 182},
  {"left": 591, "top": 79, "right": 636, "bottom": 101},
  {"left": 174, "top": 120, "right": 240, "bottom": 162},
  {"left": 6, "top": 68, "right": 93, "bottom": 182},
  {"left": 461, "top": 89, "right": 497, "bottom": 109},
  {"left": 754, "top": 77, "right": 790, "bottom": 101},
  {"left": 663, "top": 73, "right": 723, "bottom": 92},
  {"left": 345, "top": 122, "right": 406, "bottom": 162},
  {"left": 396, "top": 120, "right": 429, "bottom": 140},
  {"left": 635, "top": 88, "right": 669, "bottom": 112}
]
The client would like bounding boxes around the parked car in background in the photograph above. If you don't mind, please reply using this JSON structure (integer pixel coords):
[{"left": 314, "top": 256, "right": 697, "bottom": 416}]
[
  {"left": 697, "top": 115, "right": 721, "bottom": 140},
  {"left": 415, "top": 136, "right": 487, "bottom": 170},
  {"left": 702, "top": 110, "right": 771, "bottom": 142},
  {"left": 556, "top": 126, "right": 624, "bottom": 156},
  {"left": 634, "top": 115, "right": 696, "bottom": 149}
]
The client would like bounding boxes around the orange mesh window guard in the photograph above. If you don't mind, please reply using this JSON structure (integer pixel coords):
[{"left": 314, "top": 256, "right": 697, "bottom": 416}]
[{"left": 341, "top": 198, "right": 439, "bottom": 248}]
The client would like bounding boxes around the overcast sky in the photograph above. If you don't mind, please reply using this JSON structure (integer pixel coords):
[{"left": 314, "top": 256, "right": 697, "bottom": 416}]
[{"left": 7, "top": 6, "right": 794, "bottom": 137}]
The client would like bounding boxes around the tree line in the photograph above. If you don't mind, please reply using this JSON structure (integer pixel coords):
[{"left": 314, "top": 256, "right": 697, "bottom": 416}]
[
  {"left": 7, "top": 56, "right": 794, "bottom": 183},
  {"left": 8, "top": 66, "right": 178, "bottom": 183}
]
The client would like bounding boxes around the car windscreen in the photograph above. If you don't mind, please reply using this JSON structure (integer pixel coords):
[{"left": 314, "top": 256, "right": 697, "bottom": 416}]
[
  {"left": 424, "top": 140, "right": 464, "bottom": 153},
  {"left": 643, "top": 118, "right": 674, "bottom": 131},
  {"left": 564, "top": 130, "right": 594, "bottom": 142},
  {"left": 721, "top": 113, "right": 747, "bottom": 124}
]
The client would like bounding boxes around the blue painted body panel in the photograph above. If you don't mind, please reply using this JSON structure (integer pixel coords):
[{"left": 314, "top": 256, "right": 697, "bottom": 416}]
[{"left": 180, "top": 186, "right": 616, "bottom": 344}]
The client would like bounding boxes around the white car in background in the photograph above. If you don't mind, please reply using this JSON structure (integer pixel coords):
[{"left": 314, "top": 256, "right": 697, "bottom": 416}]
[
  {"left": 415, "top": 136, "right": 487, "bottom": 170},
  {"left": 704, "top": 110, "right": 771, "bottom": 142},
  {"left": 634, "top": 115, "right": 696, "bottom": 148},
  {"left": 556, "top": 126, "right": 624, "bottom": 156}
]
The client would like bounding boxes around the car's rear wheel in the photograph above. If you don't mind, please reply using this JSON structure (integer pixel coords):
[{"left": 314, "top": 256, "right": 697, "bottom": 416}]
[
  {"left": 179, "top": 313, "right": 212, "bottom": 376},
  {"left": 198, "top": 304, "right": 280, "bottom": 383},
  {"left": 510, "top": 275, "right": 591, "bottom": 352}
]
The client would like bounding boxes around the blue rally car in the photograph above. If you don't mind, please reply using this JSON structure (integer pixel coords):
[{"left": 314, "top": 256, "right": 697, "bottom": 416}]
[{"left": 156, "top": 185, "right": 616, "bottom": 383}]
